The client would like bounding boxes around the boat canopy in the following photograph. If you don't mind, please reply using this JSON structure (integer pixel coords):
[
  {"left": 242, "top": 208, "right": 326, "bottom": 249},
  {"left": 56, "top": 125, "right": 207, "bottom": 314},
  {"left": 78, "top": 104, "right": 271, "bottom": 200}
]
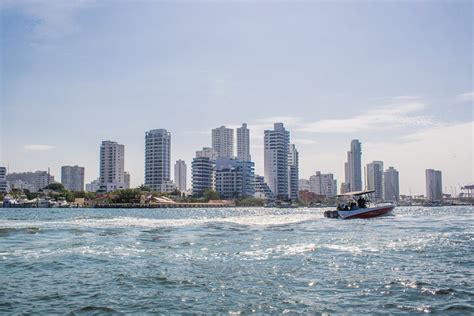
[{"left": 338, "top": 190, "right": 375, "bottom": 197}]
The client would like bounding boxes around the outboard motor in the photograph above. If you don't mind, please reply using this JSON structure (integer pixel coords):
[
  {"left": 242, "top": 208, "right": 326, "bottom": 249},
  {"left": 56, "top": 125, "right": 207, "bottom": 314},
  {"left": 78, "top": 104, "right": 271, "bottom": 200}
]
[{"left": 324, "top": 210, "right": 340, "bottom": 219}]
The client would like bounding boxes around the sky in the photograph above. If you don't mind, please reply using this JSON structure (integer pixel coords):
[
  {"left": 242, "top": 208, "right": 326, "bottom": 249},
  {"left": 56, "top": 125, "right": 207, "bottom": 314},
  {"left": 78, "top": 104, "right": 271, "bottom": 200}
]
[{"left": 1, "top": 0, "right": 472, "bottom": 195}]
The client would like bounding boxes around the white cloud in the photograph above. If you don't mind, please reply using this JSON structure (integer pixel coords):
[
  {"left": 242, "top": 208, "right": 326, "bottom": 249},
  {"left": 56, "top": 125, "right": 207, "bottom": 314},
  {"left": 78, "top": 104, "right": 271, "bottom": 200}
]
[
  {"left": 296, "top": 100, "right": 436, "bottom": 134},
  {"left": 24, "top": 144, "right": 56, "bottom": 151},
  {"left": 456, "top": 91, "right": 474, "bottom": 102}
]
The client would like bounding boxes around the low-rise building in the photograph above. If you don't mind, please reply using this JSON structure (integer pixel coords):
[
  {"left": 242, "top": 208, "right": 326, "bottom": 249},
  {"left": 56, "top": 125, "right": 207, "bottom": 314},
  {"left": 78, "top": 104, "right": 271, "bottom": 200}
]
[
  {"left": 215, "top": 157, "right": 255, "bottom": 199},
  {"left": 254, "top": 175, "right": 274, "bottom": 201},
  {"left": 160, "top": 180, "right": 176, "bottom": 193}
]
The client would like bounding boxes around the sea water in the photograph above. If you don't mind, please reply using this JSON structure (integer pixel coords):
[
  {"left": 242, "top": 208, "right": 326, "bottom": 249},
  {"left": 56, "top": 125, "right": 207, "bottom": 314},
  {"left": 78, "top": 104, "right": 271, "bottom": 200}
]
[{"left": 0, "top": 206, "right": 472, "bottom": 314}]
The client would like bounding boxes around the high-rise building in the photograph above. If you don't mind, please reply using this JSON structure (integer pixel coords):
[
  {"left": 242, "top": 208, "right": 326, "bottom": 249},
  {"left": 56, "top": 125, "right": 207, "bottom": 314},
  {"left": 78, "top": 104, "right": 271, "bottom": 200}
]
[
  {"left": 174, "top": 159, "right": 187, "bottom": 192},
  {"left": 0, "top": 166, "right": 7, "bottom": 193},
  {"left": 215, "top": 157, "right": 255, "bottom": 199},
  {"left": 212, "top": 126, "right": 234, "bottom": 158},
  {"left": 124, "top": 171, "right": 130, "bottom": 189},
  {"left": 99, "top": 140, "right": 125, "bottom": 192},
  {"left": 61, "top": 165, "right": 85, "bottom": 191},
  {"left": 145, "top": 129, "right": 171, "bottom": 192},
  {"left": 426, "top": 169, "right": 442, "bottom": 201},
  {"left": 236, "top": 123, "right": 251, "bottom": 162},
  {"left": 309, "top": 172, "right": 337, "bottom": 198},
  {"left": 384, "top": 167, "right": 399, "bottom": 202},
  {"left": 344, "top": 139, "right": 362, "bottom": 192},
  {"left": 264, "top": 123, "right": 290, "bottom": 200},
  {"left": 288, "top": 144, "right": 299, "bottom": 201},
  {"left": 366, "top": 161, "right": 384, "bottom": 201},
  {"left": 196, "top": 147, "right": 218, "bottom": 160},
  {"left": 191, "top": 157, "right": 215, "bottom": 197}
]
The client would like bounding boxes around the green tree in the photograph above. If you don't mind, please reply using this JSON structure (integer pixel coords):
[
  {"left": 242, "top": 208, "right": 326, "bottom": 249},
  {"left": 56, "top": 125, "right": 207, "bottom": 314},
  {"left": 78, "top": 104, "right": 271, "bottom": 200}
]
[
  {"left": 85, "top": 192, "right": 97, "bottom": 200},
  {"left": 73, "top": 191, "right": 86, "bottom": 198},
  {"left": 111, "top": 189, "right": 142, "bottom": 204},
  {"left": 43, "top": 183, "right": 65, "bottom": 192},
  {"left": 23, "top": 189, "right": 38, "bottom": 200},
  {"left": 9, "top": 188, "right": 24, "bottom": 199},
  {"left": 137, "top": 185, "right": 151, "bottom": 192},
  {"left": 203, "top": 189, "right": 220, "bottom": 201}
]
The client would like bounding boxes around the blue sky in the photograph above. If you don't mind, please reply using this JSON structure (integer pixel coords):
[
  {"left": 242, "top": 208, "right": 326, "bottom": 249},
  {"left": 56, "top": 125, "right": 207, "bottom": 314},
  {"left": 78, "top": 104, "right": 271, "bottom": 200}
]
[{"left": 1, "top": 0, "right": 472, "bottom": 195}]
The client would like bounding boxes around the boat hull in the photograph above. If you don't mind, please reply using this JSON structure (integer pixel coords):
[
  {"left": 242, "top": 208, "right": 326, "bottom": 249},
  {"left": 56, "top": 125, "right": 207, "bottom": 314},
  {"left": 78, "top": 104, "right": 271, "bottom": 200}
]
[{"left": 338, "top": 205, "right": 395, "bottom": 219}]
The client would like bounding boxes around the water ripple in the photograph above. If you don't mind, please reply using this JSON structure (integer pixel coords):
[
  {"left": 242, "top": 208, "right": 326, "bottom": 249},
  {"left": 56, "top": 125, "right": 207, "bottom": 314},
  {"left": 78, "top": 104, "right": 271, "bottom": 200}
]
[{"left": 0, "top": 206, "right": 472, "bottom": 314}]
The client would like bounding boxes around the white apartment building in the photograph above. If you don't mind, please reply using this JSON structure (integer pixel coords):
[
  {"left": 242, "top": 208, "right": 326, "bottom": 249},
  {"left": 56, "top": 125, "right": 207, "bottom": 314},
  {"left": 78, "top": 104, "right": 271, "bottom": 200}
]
[
  {"left": 288, "top": 144, "right": 299, "bottom": 201},
  {"left": 344, "top": 139, "right": 362, "bottom": 192},
  {"left": 86, "top": 179, "right": 100, "bottom": 193},
  {"left": 309, "top": 172, "right": 337, "bottom": 197},
  {"left": 196, "top": 147, "right": 218, "bottom": 160},
  {"left": 145, "top": 129, "right": 171, "bottom": 192},
  {"left": 99, "top": 140, "right": 125, "bottom": 192},
  {"left": 212, "top": 126, "right": 234, "bottom": 158},
  {"left": 366, "top": 161, "right": 384, "bottom": 201},
  {"left": 384, "top": 167, "right": 400, "bottom": 202},
  {"left": 174, "top": 159, "right": 187, "bottom": 192},
  {"left": 236, "top": 123, "right": 251, "bottom": 162},
  {"left": 264, "top": 123, "right": 290, "bottom": 200}
]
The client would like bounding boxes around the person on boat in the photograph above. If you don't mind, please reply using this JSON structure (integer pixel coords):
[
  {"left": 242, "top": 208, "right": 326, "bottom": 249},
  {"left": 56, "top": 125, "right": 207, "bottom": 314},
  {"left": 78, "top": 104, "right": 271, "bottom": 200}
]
[{"left": 357, "top": 196, "right": 366, "bottom": 208}]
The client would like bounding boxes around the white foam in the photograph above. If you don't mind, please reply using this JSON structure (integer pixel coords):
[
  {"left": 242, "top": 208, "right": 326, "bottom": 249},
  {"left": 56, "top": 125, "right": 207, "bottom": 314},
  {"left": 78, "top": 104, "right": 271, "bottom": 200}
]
[{"left": 0, "top": 211, "right": 324, "bottom": 230}]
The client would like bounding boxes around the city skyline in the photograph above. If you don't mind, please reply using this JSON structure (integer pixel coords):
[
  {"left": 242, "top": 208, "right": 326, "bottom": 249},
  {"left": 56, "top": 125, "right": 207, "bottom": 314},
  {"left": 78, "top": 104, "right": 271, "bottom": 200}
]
[{"left": 1, "top": 1, "right": 472, "bottom": 195}]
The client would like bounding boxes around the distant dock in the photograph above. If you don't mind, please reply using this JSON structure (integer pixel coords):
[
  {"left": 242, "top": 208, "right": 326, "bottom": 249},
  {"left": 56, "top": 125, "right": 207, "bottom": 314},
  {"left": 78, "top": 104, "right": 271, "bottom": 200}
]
[{"left": 94, "top": 202, "right": 234, "bottom": 209}]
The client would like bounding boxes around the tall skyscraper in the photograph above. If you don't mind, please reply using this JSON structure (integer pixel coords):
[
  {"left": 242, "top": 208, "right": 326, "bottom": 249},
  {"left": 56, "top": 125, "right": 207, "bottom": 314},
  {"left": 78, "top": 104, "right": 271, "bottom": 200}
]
[
  {"left": 236, "top": 123, "right": 251, "bottom": 162},
  {"left": 145, "top": 129, "right": 171, "bottom": 192},
  {"left": 174, "top": 159, "right": 187, "bottom": 192},
  {"left": 344, "top": 139, "right": 362, "bottom": 192},
  {"left": 61, "top": 165, "right": 85, "bottom": 191},
  {"left": 309, "top": 172, "right": 337, "bottom": 198},
  {"left": 366, "top": 161, "right": 384, "bottom": 201},
  {"left": 99, "top": 140, "right": 125, "bottom": 192},
  {"left": 384, "top": 167, "right": 399, "bottom": 202},
  {"left": 288, "top": 144, "right": 299, "bottom": 201},
  {"left": 212, "top": 126, "right": 234, "bottom": 158},
  {"left": 426, "top": 169, "right": 443, "bottom": 201},
  {"left": 264, "top": 123, "right": 290, "bottom": 200},
  {"left": 0, "top": 166, "right": 7, "bottom": 193}
]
